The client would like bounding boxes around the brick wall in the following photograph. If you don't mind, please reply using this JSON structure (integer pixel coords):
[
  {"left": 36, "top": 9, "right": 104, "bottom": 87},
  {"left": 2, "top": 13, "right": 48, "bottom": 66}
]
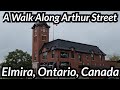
[{"left": 39, "top": 49, "right": 114, "bottom": 72}]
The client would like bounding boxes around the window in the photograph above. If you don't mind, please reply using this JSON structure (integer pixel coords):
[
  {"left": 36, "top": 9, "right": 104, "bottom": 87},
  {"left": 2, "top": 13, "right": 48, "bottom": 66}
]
[
  {"left": 60, "top": 52, "right": 69, "bottom": 58},
  {"left": 42, "top": 27, "right": 47, "bottom": 32},
  {"left": 86, "top": 55, "right": 88, "bottom": 60},
  {"left": 99, "top": 55, "right": 102, "bottom": 61},
  {"left": 43, "top": 28, "right": 45, "bottom": 32},
  {"left": 71, "top": 51, "right": 74, "bottom": 58},
  {"left": 60, "top": 62, "right": 70, "bottom": 66},
  {"left": 42, "top": 52, "right": 47, "bottom": 59},
  {"left": 78, "top": 54, "right": 81, "bottom": 61},
  {"left": 52, "top": 50, "right": 55, "bottom": 58},
  {"left": 82, "top": 63, "right": 84, "bottom": 65},
  {"left": 42, "top": 35, "right": 47, "bottom": 41},
  {"left": 91, "top": 54, "right": 94, "bottom": 60}
]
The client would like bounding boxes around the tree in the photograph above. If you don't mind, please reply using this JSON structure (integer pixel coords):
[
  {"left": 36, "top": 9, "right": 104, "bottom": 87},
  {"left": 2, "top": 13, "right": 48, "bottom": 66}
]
[
  {"left": 2, "top": 49, "right": 32, "bottom": 69},
  {"left": 108, "top": 54, "right": 120, "bottom": 61}
]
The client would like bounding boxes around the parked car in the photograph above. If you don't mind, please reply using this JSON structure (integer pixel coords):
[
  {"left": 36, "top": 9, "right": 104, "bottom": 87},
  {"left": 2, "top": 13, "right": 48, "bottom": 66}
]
[
  {"left": 47, "top": 62, "right": 57, "bottom": 69},
  {"left": 59, "top": 62, "right": 71, "bottom": 69}
]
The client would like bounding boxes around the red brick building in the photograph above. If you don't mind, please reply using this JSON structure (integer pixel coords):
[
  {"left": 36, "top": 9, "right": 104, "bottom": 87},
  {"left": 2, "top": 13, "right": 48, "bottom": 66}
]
[{"left": 31, "top": 22, "right": 116, "bottom": 73}]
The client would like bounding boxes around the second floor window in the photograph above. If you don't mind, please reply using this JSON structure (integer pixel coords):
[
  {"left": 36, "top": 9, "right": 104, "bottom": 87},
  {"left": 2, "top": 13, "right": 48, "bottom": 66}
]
[
  {"left": 99, "top": 55, "right": 102, "bottom": 61},
  {"left": 42, "top": 52, "right": 47, "bottom": 59},
  {"left": 60, "top": 52, "right": 69, "bottom": 58},
  {"left": 78, "top": 54, "right": 81, "bottom": 61},
  {"left": 86, "top": 55, "right": 88, "bottom": 60},
  {"left": 71, "top": 51, "right": 74, "bottom": 58},
  {"left": 52, "top": 51, "right": 55, "bottom": 58},
  {"left": 91, "top": 54, "right": 94, "bottom": 60}
]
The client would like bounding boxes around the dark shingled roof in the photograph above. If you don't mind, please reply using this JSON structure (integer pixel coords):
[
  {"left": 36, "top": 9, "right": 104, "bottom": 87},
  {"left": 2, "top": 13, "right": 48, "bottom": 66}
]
[{"left": 40, "top": 39, "right": 106, "bottom": 55}]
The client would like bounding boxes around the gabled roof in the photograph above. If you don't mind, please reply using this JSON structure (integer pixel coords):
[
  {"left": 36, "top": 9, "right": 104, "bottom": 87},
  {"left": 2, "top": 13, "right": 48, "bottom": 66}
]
[{"left": 40, "top": 39, "right": 106, "bottom": 55}]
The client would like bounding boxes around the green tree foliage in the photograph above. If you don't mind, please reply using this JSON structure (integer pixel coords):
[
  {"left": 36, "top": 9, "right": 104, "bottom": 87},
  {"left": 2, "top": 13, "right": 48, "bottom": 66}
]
[
  {"left": 108, "top": 54, "right": 120, "bottom": 61},
  {"left": 2, "top": 49, "right": 32, "bottom": 69}
]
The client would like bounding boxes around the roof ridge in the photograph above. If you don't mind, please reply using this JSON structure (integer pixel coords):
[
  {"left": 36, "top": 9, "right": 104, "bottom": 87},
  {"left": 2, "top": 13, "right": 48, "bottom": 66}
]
[{"left": 55, "top": 39, "right": 97, "bottom": 47}]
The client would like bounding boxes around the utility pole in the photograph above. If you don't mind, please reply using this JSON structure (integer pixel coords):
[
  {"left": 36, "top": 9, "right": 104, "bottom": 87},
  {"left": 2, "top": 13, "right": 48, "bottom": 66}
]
[{"left": 53, "top": 23, "right": 54, "bottom": 40}]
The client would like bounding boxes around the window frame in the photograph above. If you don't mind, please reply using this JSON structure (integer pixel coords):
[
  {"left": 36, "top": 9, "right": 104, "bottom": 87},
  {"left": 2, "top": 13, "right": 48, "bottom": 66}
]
[
  {"left": 42, "top": 52, "right": 47, "bottom": 59},
  {"left": 91, "top": 54, "right": 94, "bottom": 60},
  {"left": 42, "top": 35, "right": 47, "bottom": 41},
  {"left": 71, "top": 51, "right": 74, "bottom": 58},
  {"left": 60, "top": 51, "right": 69, "bottom": 58},
  {"left": 52, "top": 50, "right": 55, "bottom": 58},
  {"left": 78, "top": 53, "right": 82, "bottom": 61}
]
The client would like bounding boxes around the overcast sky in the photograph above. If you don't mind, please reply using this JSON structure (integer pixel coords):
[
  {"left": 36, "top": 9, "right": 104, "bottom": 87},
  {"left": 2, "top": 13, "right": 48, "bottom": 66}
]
[{"left": 0, "top": 11, "right": 120, "bottom": 63}]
